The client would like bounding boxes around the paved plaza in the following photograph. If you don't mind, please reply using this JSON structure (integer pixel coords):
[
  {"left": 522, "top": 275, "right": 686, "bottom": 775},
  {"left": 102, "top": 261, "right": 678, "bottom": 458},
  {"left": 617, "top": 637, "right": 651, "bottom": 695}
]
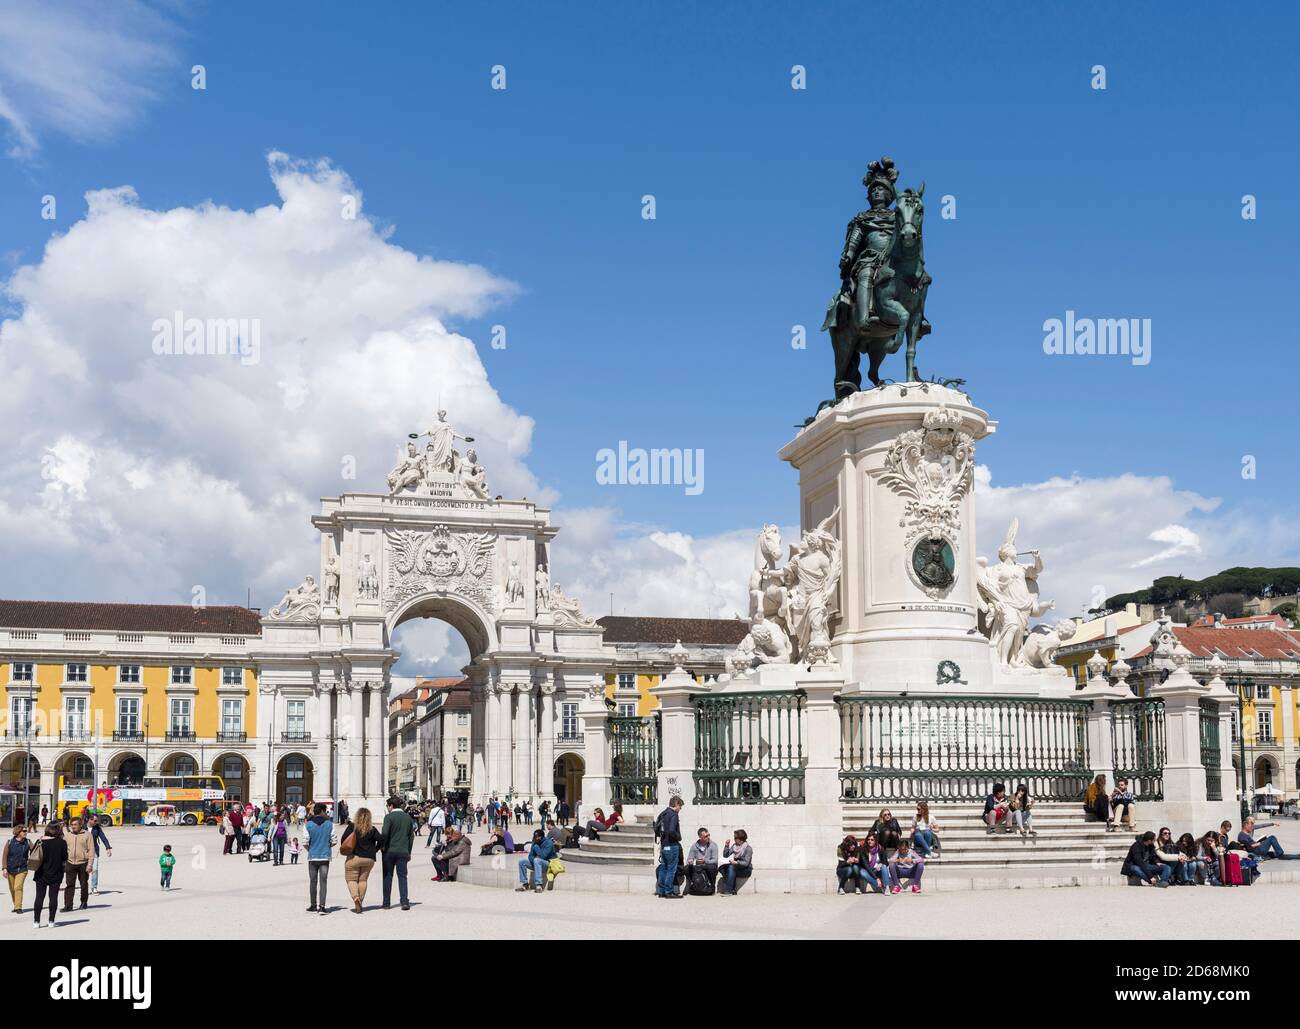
[{"left": 6, "top": 821, "right": 1300, "bottom": 940}]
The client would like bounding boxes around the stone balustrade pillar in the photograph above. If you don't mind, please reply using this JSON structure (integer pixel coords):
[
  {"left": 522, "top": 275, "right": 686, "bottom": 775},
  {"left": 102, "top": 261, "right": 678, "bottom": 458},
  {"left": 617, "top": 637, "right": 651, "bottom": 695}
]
[
  {"left": 578, "top": 682, "right": 611, "bottom": 813},
  {"left": 649, "top": 664, "right": 700, "bottom": 807}
]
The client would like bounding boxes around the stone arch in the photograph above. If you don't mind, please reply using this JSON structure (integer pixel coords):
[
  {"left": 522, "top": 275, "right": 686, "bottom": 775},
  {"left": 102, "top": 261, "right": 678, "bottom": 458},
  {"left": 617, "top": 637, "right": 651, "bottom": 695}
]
[
  {"left": 158, "top": 751, "right": 200, "bottom": 776},
  {"left": 0, "top": 750, "right": 39, "bottom": 787},
  {"left": 1254, "top": 754, "right": 1278, "bottom": 789},
  {"left": 276, "top": 752, "right": 315, "bottom": 807},
  {"left": 51, "top": 750, "right": 95, "bottom": 784},
  {"left": 212, "top": 753, "right": 250, "bottom": 802},
  {"left": 553, "top": 752, "right": 584, "bottom": 806},
  {"left": 107, "top": 751, "right": 146, "bottom": 784},
  {"left": 386, "top": 591, "right": 497, "bottom": 660}
]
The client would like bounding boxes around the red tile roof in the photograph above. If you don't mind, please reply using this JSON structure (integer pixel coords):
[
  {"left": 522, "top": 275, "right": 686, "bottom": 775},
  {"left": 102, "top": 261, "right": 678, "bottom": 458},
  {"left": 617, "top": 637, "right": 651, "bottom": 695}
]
[
  {"left": 1190, "top": 614, "right": 1289, "bottom": 629},
  {"left": 0, "top": 598, "right": 262, "bottom": 635},
  {"left": 596, "top": 616, "right": 748, "bottom": 646},
  {"left": 1131, "top": 626, "right": 1300, "bottom": 661}
]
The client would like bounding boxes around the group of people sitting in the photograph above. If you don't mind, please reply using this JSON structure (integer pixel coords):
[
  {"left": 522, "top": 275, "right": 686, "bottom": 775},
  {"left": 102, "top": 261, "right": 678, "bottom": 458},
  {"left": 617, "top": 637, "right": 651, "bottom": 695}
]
[
  {"left": 1082, "top": 774, "right": 1139, "bottom": 831},
  {"left": 835, "top": 801, "right": 941, "bottom": 894},
  {"left": 511, "top": 805, "right": 625, "bottom": 892},
  {"left": 1121, "top": 815, "right": 1297, "bottom": 886}
]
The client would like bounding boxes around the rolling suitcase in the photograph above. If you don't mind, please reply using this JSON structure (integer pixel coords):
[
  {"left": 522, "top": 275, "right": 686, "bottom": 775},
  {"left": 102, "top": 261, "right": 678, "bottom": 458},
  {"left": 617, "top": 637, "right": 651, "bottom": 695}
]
[{"left": 1221, "top": 850, "right": 1244, "bottom": 886}]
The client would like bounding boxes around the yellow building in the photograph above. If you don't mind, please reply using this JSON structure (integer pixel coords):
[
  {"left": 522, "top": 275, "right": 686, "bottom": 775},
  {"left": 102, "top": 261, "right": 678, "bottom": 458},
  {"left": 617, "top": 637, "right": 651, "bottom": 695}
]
[
  {"left": 0, "top": 599, "right": 261, "bottom": 816},
  {"left": 597, "top": 615, "right": 746, "bottom": 715}
]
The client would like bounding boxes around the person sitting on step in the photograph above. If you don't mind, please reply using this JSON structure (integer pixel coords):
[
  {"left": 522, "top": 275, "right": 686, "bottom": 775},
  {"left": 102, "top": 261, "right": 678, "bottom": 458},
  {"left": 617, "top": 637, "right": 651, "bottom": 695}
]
[
  {"left": 720, "top": 829, "right": 752, "bottom": 896},
  {"left": 1009, "top": 784, "right": 1036, "bottom": 837},
  {"left": 870, "top": 808, "right": 903, "bottom": 854},
  {"left": 1109, "top": 779, "right": 1136, "bottom": 832},
  {"left": 983, "top": 784, "right": 1012, "bottom": 834},
  {"left": 1083, "top": 774, "right": 1110, "bottom": 824},
  {"left": 888, "top": 839, "right": 924, "bottom": 894},
  {"left": 1121, "top": 830, "right": 1171, "bottom": 887},
  {"left": 861, "top": 832, "right": 892, "bottom": 894},
  {"left": 911, "top": 800, "right": 941, "bottom": 856},
  {"left": 836, "top": 834, "right": 868, "bottom": 894},
  {"left": 1237, "top": 815, "right": 1296, "bottom": 861},
  {"left": 515, "top": 829, "right": 557, "bottom": 893}
]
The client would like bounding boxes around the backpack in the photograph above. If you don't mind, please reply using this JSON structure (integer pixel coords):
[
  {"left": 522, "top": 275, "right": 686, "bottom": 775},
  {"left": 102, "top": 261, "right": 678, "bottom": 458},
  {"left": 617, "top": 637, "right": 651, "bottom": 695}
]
[
  {"left": 26, "top": 837, "right": 43, "bottom": 871},
  {"left": 687, "top": 863, "right": 715, "bottom": 896}
]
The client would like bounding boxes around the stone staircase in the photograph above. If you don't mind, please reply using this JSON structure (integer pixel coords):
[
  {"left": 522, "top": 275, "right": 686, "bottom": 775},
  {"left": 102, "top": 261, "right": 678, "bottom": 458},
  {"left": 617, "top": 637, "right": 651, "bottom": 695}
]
[
  {"left": 842, "top": 800, "right": 1133, "bottom": 868},
  {"left": 559, "top": 818, "right": 657, "bottom": 869}
]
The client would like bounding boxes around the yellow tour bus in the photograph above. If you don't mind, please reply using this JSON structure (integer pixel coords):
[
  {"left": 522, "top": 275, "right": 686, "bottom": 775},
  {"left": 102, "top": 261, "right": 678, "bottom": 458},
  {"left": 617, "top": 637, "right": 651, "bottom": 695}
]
[{"left": 58, "top": 775, "right": 229, "bottom": 826}]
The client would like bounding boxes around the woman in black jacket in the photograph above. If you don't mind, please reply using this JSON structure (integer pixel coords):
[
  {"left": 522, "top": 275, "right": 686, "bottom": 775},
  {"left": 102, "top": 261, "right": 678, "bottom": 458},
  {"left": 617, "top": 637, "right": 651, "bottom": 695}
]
[
  {"left": 33, "top": 823, "right": 68, "bottom": 927},
  {"left": 869, "top": 809, "right": 902, "bottom": 852}
]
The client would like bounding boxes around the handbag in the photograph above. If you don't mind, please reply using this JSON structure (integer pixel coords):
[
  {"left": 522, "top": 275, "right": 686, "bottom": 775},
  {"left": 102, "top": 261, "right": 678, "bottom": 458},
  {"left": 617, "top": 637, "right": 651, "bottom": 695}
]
[
  {"left": 340, "top": 827, "right": 356, "bottom": 856},
  {"left": 547, "top": 857, "right": 565, "bottom": 879},
  {"left": 26, "top": 838, "right": 43, "bottom": 871}
]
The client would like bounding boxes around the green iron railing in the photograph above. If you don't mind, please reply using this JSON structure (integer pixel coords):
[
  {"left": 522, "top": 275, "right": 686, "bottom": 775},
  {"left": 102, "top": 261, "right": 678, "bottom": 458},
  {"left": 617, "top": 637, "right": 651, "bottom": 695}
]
[
  {"left": 1111, "top": 697, "right": 1166, "bottom": 801},
  {"left": 1199, "top": 699, "right": 1222, "bottom": 802},
  {"left": 836, "top": 694, "right": 1093, "bottom": 803},
  {"left": 608, "top": 714, "right": 660, "bottom": 805},
  {"left": 693, "top": 691, "right": 805, "bottom": 804}
]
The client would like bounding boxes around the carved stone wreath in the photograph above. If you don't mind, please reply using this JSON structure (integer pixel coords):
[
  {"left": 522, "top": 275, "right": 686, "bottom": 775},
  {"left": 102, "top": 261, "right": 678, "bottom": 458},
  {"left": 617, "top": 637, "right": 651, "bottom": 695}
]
[{"left": 384, "top": 525, "right": 496, "bottom": 614}]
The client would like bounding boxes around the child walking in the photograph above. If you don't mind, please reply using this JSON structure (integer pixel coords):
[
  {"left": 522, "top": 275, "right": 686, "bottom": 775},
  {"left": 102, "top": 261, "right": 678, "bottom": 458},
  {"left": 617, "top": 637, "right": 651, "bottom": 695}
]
[
  {"left": 289, "top": 834, "right": 301, "bottom": 865},
  {"left": 159, "top": 844, "right": 175, "bottom": 890}
]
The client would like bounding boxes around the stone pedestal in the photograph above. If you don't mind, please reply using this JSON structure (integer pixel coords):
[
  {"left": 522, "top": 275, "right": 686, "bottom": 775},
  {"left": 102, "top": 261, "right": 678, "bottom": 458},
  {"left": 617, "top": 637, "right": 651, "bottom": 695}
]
[
  {"left": 578, "top": 691, "right": 611, "bottom": 813},
  {"left": 778, "top": 383, "right": 1072, "bottom": 699},
  {"left": 1149, "top": 659, "right": 1235, "bottom": 829}
]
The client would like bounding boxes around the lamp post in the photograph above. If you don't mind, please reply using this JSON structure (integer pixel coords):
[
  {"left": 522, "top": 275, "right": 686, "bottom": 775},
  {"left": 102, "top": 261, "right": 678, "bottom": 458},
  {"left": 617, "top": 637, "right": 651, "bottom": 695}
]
[
  {"left": 1235, "top": 676, "right": 1250, "bottom": 823},
  {"left": 23, "top": 676, "right": 34, "bottom": 827}
]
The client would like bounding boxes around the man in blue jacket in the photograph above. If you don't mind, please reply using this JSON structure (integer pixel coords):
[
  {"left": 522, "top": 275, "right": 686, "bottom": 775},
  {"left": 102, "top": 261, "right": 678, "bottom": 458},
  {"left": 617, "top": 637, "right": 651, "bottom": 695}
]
[
  {"left": 515, "top": 829, "right": 556, "bottom": 893},
  {"left": 88, "top": 814, "right": 112, "bottom": 896},
  {"left": 304, "top": 803, "right": 336, "bottom": 914}
]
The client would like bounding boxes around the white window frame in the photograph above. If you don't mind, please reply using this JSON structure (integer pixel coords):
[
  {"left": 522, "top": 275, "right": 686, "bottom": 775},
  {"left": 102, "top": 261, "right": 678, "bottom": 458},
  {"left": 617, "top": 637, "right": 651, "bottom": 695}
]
[
  {"left": 65, "top": 662, "right": 88, "bottom": 683},
  {"left": 561, "top": 702, "right": 578, "bottom": 738},
  {"left": 170, "top": 697, "right": 192, "bottom": 734},
  {"left": 457, "top": 737, "right": 468, "bottom": 753},
  {"left": 1256, "top": 683, "right": 1272, "bottom": 700},
  {"left": 617, "top": 702, "right": 637, "bottom": 718},
  {"left": 286, "top": 699, "right": 306, "bottom": 736},
  {"left": 118, "top": 664, "right": 141, "bottom": 685},
  {"left": 11, "top": 696, "right": 35, "bottom": 735},
  {"left": 170, "top": 665, "right": 192, "bottom": 686},
  {"left": 1258, "top": 708, "right": 1274, "bottom": 741},
  {"left": 11, "top": 662, "right": 34, "bottom": 683},
  {"left": 221, "top": 699, "right": 243, "bottom": 736},
  {"left": 117, "top": 696, "right": 140, "bottom": 735},
  {"left": 65, "top": 696, "right": 88, "bottom": 735},
  {"left": 222, "top": 667, "right": 243, "bottom": 687},
  {"left": 617, "top": 672, "right": 637, "bottom": 691}
]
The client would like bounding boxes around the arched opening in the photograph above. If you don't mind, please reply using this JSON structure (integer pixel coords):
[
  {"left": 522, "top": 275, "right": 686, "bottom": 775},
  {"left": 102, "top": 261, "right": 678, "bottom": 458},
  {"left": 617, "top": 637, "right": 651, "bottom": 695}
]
[
  {"left": 213, "top": 753, "right": 250, "bottom": 802},
  {"left": 108, "top": 752, "right": 145, "bottom": 785},
  {"left": 160, "top": 752, "right": 199, "bottom": 777},
  {"left": 276, "top": 752, "right": 315, "bottom": 807},
  {"left": 1254, "top": 755, "right": 1277, "bottom": 789},
  {"left": 387, "top": 593, "right": 492, "bottom": 685},
  {"left": 553, "top": 753, "right": 584, "bottom": 805},
  {"left": 0, "top": 751, "right": 40, "bottom": 792},
  {"left": 54, "top": 751, "right": 95, "bottom": 785}
]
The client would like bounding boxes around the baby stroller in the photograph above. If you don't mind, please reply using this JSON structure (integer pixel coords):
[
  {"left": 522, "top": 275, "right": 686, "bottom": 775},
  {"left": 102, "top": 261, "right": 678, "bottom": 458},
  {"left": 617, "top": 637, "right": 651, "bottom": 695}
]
[{"left": 247, "top": 828, "right": 270, "bottom": 862}]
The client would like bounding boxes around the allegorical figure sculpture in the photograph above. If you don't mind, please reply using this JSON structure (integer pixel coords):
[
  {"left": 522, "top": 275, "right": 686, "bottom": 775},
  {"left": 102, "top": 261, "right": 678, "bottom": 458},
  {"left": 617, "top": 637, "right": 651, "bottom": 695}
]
[
  {"left": 323, "top": 555, "right": 340, "bottom": 606},
  {"left": 268, "top": 575, "right": 321, "bottom": 621},
  {"left": 387, "top": 442, "right": 424, "bottom": 494},
  {"left": 357, "top": 552, "right": 380, "bottom": 601},
  {"left": 977, "top": 519, "right": 1055, "bottom": 668},
  {"left": 729, "top": 510, "right": 841, "bottom": 675},
  {"left": 822, "top": 156, "right": 933, "bottom": 398}
]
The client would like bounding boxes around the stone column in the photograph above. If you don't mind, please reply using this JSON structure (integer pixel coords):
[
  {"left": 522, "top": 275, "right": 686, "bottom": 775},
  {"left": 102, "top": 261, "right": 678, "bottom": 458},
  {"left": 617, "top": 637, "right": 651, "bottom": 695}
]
[
  {"left": 346, "top": 683, "right": 365, "bottom": 803},
  {"left": 538, "top": 683, "right": 556, "bottom": 805},
  {"left": 316, "top": 684, "right": 334, "bottom": 801},
  {"left": 470, "top": 682, "right": 487, "bottom": 801},
  {"left": 492, "top": 682, "right": 513, "bottom": 799},
  {"left": 649, "top": 665, "right": 698, "bottom": 807},
  {"left": 1151, "top": 646, "right": 1232, "bottom": 827},
  {"left": 793, "top": 663, "right": 852, "bottom": 862},
  {"left": 513, "top": 682, "right": 532, "bottom": 796},
  {"left": 1077, "top": 651, "right": 1133, "bottom": 789},
  {"left": 577, "top": 682, "right": 611, "bottom": 813},
  {"left": 1205, "top": 655, "right": 1243, "bottom": 817},
  {"left": 367, "top": 684, "right": 386, "bottom": 803}
]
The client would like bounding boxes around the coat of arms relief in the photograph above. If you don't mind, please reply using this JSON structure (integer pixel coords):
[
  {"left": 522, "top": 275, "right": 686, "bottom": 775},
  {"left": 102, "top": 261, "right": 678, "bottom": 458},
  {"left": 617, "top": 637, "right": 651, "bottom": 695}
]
[{"left": 384, "top": 525, "right": 497, "bottom": 614}]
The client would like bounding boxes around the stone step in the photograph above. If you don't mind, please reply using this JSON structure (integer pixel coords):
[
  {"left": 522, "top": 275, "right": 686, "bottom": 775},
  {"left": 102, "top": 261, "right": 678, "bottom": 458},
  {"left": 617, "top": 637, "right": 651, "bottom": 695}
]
[
  {"left": 570, "top": 841, "right": 655, "bottom": 857},
  {"left": 561, "top": 851, "right": 652, "bottom": 867}
]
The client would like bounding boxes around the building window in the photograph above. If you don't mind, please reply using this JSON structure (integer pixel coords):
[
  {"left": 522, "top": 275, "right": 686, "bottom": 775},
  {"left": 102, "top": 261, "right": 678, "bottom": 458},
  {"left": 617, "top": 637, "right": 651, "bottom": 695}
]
[
  {"left": 66, "top": 663, "right": 88, "bottom": 683},
  {"left": 285, "top": 756, "right": 305, "bottom": 780},
  {"left": 222, "top": 667, "right": 243, "bottom": 686},
  {"left": 72, "top": 756, "right": 93, "bottom": 780},
  {"left": 1256, "top": 683, "right": 1272, "bottom": 700},
  {"left": 119, "top": 664, "right": 141, "bottom": 684},
  {"left": 222, "top": 756, "right": 244, "bottom": 781},
  {"left": 456, "top": 712, "right": 469, "bottom": 726},
  {"left": 117, "top": 697, "right": 140, "bottom": 734},
  {"left": 287, "top": 700, "right": 306, "bottom": 736},
  {"left": 617, "top": 672, "right": 636, "bottom": 691},
  {"left": 455, "top": 763, "right": 468, "bottom": 783},
  {"left": 457, "top": 737, "right": 468, "bottom": 753},
  {"left": 1258, "top": 709, "right": 1273, "bottom": 741},
  {"left": 561, "top": 702, "right": 578, "bottom": 738},
  {"left": 11, "top": 662, "right": 33, "bottom": 682},
  {"left": 170, "top": 698, "right": 192, "bottom": 734},
  {"left": 174, "top": 755, "right": 197, "bottom": 776},
  {"left": 170, "top": 666, "right": 192, "bottom": 686},
  {"left": 65, "top": 696, "right": 88, "bottom": 735},
  {"left": 11, "top": 697, "right": 34, "bottom": 735},
  {"left": 617, "top": 702, "right": 637, "bottom": 718},
  {"left": 1231, "top": 708, "right": 1240, "bottom": 741},
  {"left": 222, "top": 699, "right": 242, "bottom": 736}
]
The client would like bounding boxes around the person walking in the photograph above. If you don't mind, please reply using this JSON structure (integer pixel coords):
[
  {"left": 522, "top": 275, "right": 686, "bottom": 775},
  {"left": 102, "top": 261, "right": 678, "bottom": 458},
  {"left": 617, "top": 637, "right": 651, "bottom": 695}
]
[
  {"left": 427, "top": 803, "right": 445, "bottom": 848},
  {"left": 62, "top": 817, "right": 93, "bottom": 912},
  {"left": 88, "top": 814, "right": 112, "bottom": 895},
  {"left": 380, "top": 797, "right": 415, "bottom": 910},
  {"left": 341, "top": 808, "right": 382, "bottom": 913},
  {"left": 653, "top": 796, "right": 684, "bottom": 899},
  {"left": 304, "top": 803, "right": 337, "bottom": 914},
  {"left": 3, "top": 824, "right": 32, "bottom": 913},
  {"left": 159, "top": 845, "right": 176, "bottom": 890},
  {"left": 271, "top": 812, "right": 289, "bottom": 865},
  {"left": 336, "top": 798, "right": 350, "bottom": 826},
  {"left": 32, "top": 823, "right": 67, "bottom": 929}
]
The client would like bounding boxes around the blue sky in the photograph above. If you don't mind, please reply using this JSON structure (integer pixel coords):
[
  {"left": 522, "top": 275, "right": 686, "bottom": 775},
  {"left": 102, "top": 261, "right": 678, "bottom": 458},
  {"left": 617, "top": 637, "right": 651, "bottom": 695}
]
[{"left": 1, "top": 1, "right": 1297, "bottom": 670}]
